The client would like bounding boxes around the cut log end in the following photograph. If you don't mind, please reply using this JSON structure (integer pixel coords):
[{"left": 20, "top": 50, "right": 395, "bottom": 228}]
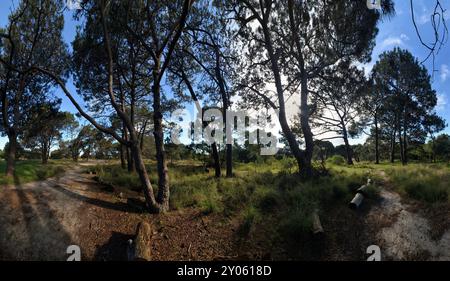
[
  {"left": 349, "top": 193, "right": 365, "bottom": 210},
  {"left": 133, "top": 221, "right": 152, "bottom": 261}
]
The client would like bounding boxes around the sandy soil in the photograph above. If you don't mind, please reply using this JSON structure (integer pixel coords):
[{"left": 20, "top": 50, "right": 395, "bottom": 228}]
[
  {"left": 366, "top": 176, "right": 450, "bottom": 261},
  {"left": 0, "top": 164, "right": 448, "bottom": 261}
]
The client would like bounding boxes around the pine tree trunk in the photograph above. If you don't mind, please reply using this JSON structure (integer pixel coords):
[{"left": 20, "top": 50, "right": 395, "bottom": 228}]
[
  {"left": 211, "top": 143, "right": 221, "bottom": 178},
  {"left": 403, "top": 114, "right": 408, "bottom": 165},
  {"left": 6, "top": 131, "right": 17, "bottom": 177},
  {"left": 390, "top": 128, "right": 396, "bottom": 163},
  {"left": 399, "top": 129, "right": 405, "bottom": 165},
  {"left": 120, "top": 144, "right": 126, "bottom": 169},
  {"left": 152, "top": 60, "right": 170, "bottom": 212},
  {"left": 374, "top": 113, "right": 379, "bottom": 164},
  {"left": 299, "top": 74, "right": 314, "bottom": 177},
  {"left": 130, "top": 142, "right": 165, "bottom": 213},
  {"left": 42, "top": 141, "right": 49, "bottom": 164},
  {"left": 342, "top": 125, "right": 353, "bottom": 165},
  {"left": 226, "top": 144, "right": 232, "bottom": 178}
]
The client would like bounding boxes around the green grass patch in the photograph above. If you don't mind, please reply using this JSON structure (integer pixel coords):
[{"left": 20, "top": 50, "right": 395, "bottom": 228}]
[
  {"left": 383, "top": 164, "right": 450, "bottom": 204},
  {"left": 90, "top": 159, "right": 374, "bottom": 240},
  {"left": 0, "top": 160, "right": 68, "bottom": 185}
]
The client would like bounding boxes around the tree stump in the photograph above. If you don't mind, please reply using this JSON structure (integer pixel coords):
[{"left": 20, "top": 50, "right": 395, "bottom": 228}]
[{"left": 133, "top": 221, "right": 152, "bottom": 261}]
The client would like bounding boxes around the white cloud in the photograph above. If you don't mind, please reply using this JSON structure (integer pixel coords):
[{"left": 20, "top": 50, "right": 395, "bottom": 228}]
[
  {"left": 380, "top": 36, "right": 404, "bottom": 49},
  {"left": 437, "top": 93, "right": 447, "bottom": 111},
  {"left": 441, "top": 64, "right": 449, "bottom": 82},
  {"left": 400, "top": 34, "right": 410, "bottom": 41},
  {"left": 418, "top": 13, "right": 430, "bottom": 25}
]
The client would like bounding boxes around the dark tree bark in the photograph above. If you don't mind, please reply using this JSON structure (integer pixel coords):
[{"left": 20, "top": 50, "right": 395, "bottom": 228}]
[
  {"left": 374, "top": 112, "right": 379, "bottom": 164},
  {"left": 5, "top": 131, "right": 17, "bottom": 177},
  {"left": 390, "top": 128, "right": 396, "bottom": 163},
  {"left": 152, "top": 57, "right": 170, "bottom": 212},
  {"left": 342, "top": 125, "right": 354, "bottom": 165},
  {"left": 41, "top": 140, "right": 50, "bottom": 164},
  {"left": 120, "top": 143, "right": 126, "bottom": 169},
  {"left": 179, "top": 69, "right": 222, "bottom": 178},
  {"left": 299, "top": 74, "right": 314, "bottom": 177},
  {"left": 211, "top": 143, "right": 221, "bottom": 177},
  {"left": 214, "top": 48, "right": 232, "bottom": 178},
  {"left": 402, "top": 111, "right": 408, "bottom": 165},
  {"left": 399, "top": 128, "right": 405, "bottom": 164}
]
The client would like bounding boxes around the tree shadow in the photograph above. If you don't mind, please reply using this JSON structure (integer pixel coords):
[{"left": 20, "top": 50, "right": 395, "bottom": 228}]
[
  {"left": 50, "top": 184, "right": 143, "bottom": 214},
  {"left": 93, "top": 231, "right": 134, "bottom": 261},
  {"left": 8, "top": 174, "right": 75, "bottom": 260}
]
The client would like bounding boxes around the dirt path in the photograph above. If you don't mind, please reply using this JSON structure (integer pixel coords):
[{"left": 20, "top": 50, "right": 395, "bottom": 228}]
[
  {"left": 0, "top": 163, "right": 237, "bottom": 261},
  {"left": 366, "top": 173, "right": 450, "bottom": 261},
  {"left": 0, "top": 163, "right": 118, "bottom": 260},
  {"left": 1, "top": 164, "right": 448, "bottom": 261}
]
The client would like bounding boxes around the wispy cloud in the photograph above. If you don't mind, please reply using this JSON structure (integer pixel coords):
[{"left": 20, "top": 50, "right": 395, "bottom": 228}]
[
  {"left": 380, "top": 36, "right": 405, "bottom": 49},
  {"left": 441, "top": 64, "right": 449, "bottom": 82},
  {"left": 400, "top": 34, "right": 410, "bottom": 41},
  {"left": 418, "top": 13, "right": 430, "bottom": 25},
  {"left": 437, "top": 93, "right": 447, "bottom": 111}
]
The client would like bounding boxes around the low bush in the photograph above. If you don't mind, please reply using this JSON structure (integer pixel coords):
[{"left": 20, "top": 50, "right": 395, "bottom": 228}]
[{"left": 327, "top": 155, "right": 346, "bottom": 166}]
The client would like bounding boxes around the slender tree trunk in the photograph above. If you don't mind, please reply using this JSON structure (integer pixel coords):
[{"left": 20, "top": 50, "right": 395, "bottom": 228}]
[
  {"left": 262, "top": 41, "right": 304, "bottom": 174},
  {"left": 211, "top": 143, "right": 221, "bottom": 178},
  {"left": 124, "top": 127, "right": 135, "bottom": 172},
  {"left": 226, "top": 144, "right": 232, "bottom": 177},
  {"left": 119, "top": 91, "right": 127, "bottom": 170},
  {"left": 299, "top": 74, "right": 314, "bottom": 177},
  {"left": 374, "top": 113, "right": 379, "bottom": 164},
  {"left": 287, "top": 0, "right": 313, "bottom": 178},
  {"left": 42, "top": 141, "right": 49, "bottom": 164},
  {"left": 403, "top": 114, "right": 408, "bottom": 165},
  {"left": 152, "top": 58, "right": 170, "bottom": 212},
  {"left": 214, "top": 48, "right": 232, "bottom": 178},
  {"left": 5, "top": 77, "right": 25, "bottom": 177},
  {"left": 140, "top": 122, "right": 147, "bottom": 151},
  {"left": 180, "top": 70, "right": 221, "bottom": 178},
  {"left": 129, "top": 93, "right": 136, "bottom": 173},
  {"left": 129, "top": 141, "right": 163, "bottom": 213},
  {"left": 5, "top": 131, "right": 17, "bottom": 177},
  {"left": 342, "top": 124, "right": 353, "bottom": 165},
  {"left": 120, "top": 144, "right": 126, "bottom": 169},
  {"left": 390, "top": 128, "right": 396, "bottom": 163},
  {"left": 399, "top": 127, "right": 405, "bottom": 165}
]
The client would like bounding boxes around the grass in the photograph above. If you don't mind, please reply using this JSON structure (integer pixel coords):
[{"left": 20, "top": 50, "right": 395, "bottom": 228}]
[
  {"left": 382, "top": 164, "right": 450, "bottom": 204},
  {"left": 328, "top": 161, "right": 450, "bottom": 204},
  {"left": 90, "top": 158, "right": 376, "bottom": 240},
  {"left": 5, "top": 156, "right": 447, "bottom": 257},
  {"left": 1, "top": 156, "right": 447, "bottom": 260},
  {"left": 0, "top": 160, "right": 68, "bottom": 185}
]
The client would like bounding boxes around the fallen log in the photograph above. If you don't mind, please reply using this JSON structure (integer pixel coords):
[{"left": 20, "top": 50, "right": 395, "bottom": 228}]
[
  {"left": 349, "top": 193, "right": 365, "bottom": 209},
  {"left": 356, "top": 179, "right": 372, "bottom": 196},
  {"left": 357, "top": 184, "right": 368, "bottom": 195},
  {"left": 311, "top": 209, "right": 324, "bottom": 237},
  {"left": 132, "top": 221, "right": 152, "bottom": 261}
]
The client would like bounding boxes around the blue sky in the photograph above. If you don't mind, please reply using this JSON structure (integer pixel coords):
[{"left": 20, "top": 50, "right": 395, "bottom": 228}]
[{"left": 0, "top": 0, "right": 449, "bottom": 149}]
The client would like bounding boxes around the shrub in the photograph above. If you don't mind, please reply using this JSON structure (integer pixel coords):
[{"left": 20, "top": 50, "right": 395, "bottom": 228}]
[
  {"left": 237, "top": 207, "right": 259, "bottom": 237},
  {"left": 327, "top": 155, "right": 346, "bottom": 166},
  {"left": 255, "top": 188, "right": 280, "bottom": 213},
  {"left": 404, "top": 182, "right": 448, "bottom": 203},
  {"left": 386, "top": 166, "right": 450, "bottom": 204},
  {"left": 36, "top": 168, "right": 48, "bottom": 180}
]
